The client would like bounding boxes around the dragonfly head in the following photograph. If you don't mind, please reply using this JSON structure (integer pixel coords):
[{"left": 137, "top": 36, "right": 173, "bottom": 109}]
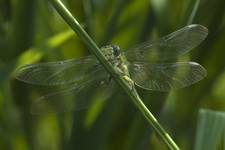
[
  {"left": 100, "top": 44, "right": 121, "bottom": 60},
  {"left": 111, "top": 45, "right": 120, "bottom": 57}
]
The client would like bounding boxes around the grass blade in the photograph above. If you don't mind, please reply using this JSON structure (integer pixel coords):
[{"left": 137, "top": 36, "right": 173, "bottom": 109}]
[{"left": 195, "top": 109, "right": 225, "bottom": 150}]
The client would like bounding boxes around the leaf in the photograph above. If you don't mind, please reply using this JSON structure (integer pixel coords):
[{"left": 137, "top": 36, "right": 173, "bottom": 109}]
[{"left": 194, "top": 109, "right": 225, "bottom": 150}]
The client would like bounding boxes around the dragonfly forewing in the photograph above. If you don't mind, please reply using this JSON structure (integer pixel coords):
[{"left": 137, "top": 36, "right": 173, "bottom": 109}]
[
  {"left": 125, "top": 24, "right": 208, "bottom": 62},
  {"left": 15, "top": 56, "right": 103, "bottom": 86}
]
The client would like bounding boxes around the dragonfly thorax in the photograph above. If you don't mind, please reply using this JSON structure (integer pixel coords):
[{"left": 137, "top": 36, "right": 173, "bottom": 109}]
[
  {"left": 101, "top": 45, "right": 130, "bottom": 78},
  {"left": 101, "top": 45, "right": 121, "bottom": 57},
  {"left": 100, "top": 45, "right": 123, "bottom": 65}
]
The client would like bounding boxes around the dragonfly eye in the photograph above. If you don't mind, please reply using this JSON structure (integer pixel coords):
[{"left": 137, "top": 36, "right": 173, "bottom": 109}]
[{"left": 111, "top": 45, "right": 120, "bottom": 57}]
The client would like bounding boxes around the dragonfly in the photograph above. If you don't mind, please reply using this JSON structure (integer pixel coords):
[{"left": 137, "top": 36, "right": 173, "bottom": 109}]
[{"left": 15, "top": 24, "right": 208, "bottom": 114}]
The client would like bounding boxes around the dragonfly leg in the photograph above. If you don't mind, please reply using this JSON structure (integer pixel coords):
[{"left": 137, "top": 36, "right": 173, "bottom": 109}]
[
  {"left": 111, "top": 66, "right": 127, "bottom": 77},
  {"left": 122, "top": 75, "right": 135, "bottom": 91},
  {"left": 100, "top": 75, "right": 112, "bottom": 85}
]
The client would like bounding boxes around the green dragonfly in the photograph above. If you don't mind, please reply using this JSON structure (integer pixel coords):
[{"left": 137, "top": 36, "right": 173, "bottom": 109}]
[{"left": 15, "top": 24, "right": 208, "bottom": 114}]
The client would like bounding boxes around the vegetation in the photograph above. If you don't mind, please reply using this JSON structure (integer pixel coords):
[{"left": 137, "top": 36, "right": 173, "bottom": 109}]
[{"left": 0, "top": 0, "right": 225, "bottom": 150}]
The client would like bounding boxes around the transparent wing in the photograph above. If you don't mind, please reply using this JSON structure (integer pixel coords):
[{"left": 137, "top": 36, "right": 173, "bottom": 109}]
[
  {"left": 125, "top": 24, "right": 208, "bottom": 62},
  {"left": 31, "top": 79, "right": 115, "bottom": 114},
  {"left": 15, "top": 56, "right": 106, "bottom": 86},
  {"left": 129, "top": 61, "right": 207, "bottom": 91}
]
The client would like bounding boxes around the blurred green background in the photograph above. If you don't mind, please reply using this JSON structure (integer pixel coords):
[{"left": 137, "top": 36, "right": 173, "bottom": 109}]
[{"left": 0, "top": 0, "right": 225, "bottom": 150}]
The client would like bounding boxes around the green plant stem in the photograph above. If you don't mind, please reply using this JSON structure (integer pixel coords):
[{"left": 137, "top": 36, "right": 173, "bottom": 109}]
[
  {"left": 48, "top": 0, "right": 180, "bottom": 149},
  {"left": 187, "top": 0, "right": 201, "bottom": 25}
]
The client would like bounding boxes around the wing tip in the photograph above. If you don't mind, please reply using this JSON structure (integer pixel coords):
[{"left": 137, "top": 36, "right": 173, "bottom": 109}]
[
  {"left": 189, "top": 61, "right": 207, "bottom": 74},
  {"left": 13, "top": 67, "right": 26, "bottom": 81},
  {"left": 13, "top": 66, "right": 33, "bottom": 84},
  {"left": 188, "top": 24, "right": 209, "bottom": 36},
  {"left": 13, "top": 66, "right": 48, "bottom": 86}
]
